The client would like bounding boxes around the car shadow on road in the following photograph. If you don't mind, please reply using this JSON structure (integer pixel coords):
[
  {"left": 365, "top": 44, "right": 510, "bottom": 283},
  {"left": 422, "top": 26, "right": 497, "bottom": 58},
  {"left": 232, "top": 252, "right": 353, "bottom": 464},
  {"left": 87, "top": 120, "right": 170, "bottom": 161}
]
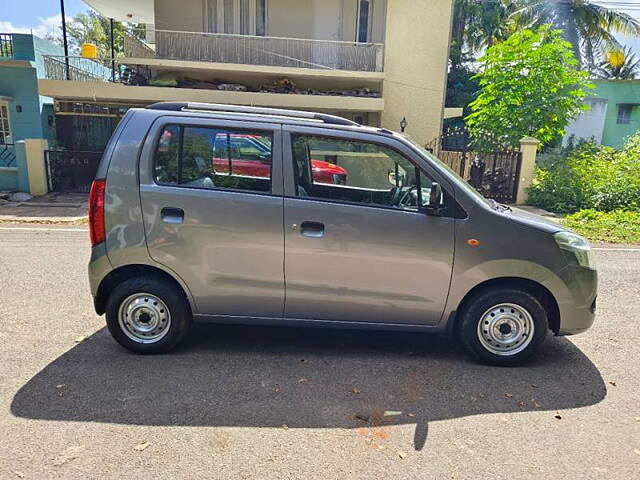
[{"left": 11, "top": 324, "right": 606, "bottom": 450}]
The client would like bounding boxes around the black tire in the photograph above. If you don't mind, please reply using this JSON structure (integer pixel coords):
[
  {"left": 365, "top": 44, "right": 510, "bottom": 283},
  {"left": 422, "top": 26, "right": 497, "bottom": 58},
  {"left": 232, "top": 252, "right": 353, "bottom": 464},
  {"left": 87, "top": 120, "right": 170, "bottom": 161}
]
[
  {"left": 105, "top": 276, "right": 192, "bottom": 354},
  {"left": 458, "top": 287, "right": 548, "bottom": 366}
]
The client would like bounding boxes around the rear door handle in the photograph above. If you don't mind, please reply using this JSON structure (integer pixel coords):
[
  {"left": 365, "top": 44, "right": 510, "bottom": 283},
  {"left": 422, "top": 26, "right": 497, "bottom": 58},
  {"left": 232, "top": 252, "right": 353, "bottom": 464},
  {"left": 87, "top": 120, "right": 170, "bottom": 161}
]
[
  {"left": 161, "top": 207, "right": 184, "bottom": 224},
  {"left": 300, "top": 221, "right": 324, "bottom": 238}
]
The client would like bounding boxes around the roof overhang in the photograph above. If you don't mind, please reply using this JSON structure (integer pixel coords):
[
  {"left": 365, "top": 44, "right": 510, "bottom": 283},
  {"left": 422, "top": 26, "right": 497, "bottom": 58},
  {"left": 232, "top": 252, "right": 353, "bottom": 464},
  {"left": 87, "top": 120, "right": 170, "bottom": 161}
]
[{"left": 83, "top": 0, "right": 154, "bottom": 24}]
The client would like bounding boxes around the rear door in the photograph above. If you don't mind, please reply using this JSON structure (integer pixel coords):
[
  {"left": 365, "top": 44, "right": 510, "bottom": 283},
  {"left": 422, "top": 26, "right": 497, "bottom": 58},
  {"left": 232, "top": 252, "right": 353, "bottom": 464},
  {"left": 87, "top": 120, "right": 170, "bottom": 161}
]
[
  {"left": 138, "top": 116, "right": 284, "bottom": 317},
  {"left": 282, "top": 126, "right": 455, "bottom": 325}
]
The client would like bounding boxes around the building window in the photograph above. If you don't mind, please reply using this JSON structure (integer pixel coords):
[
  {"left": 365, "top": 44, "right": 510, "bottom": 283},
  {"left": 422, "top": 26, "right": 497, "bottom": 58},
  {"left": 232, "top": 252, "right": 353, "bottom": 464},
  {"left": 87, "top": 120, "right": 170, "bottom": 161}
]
[
  {"left": 207, "top": 0, "right": 218, "bottom": 33},
  {"left": 209, "top": 0, "right": 267, "bottom": 35},
  {"left": 0, "top": 102, "right": 12, "bottom": 144},
  {"left": 356, "top": 0, "right": 371, "bottom": 43},
  {"left": 256, "top": 0, "right": 267, "bottom": 36},
  {"left": 224, "top": 0, "right": 234, "bottom": 33},
  {"left": 617, "top": 104, "right": 632, "bottom": 124},
  {"left": 240, "top": 0, "right": 251, "bottom": 34}
]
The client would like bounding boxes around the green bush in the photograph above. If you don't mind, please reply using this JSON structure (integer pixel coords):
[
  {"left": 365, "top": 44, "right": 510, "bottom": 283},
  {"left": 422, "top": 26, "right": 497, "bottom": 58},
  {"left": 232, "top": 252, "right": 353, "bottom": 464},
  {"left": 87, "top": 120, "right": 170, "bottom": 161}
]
[
  {"left": 562, "top": 209, "right": 640, "bottom": 244},
  {"left": 528, "top": 133, "right": 640, "bottom": 214}
]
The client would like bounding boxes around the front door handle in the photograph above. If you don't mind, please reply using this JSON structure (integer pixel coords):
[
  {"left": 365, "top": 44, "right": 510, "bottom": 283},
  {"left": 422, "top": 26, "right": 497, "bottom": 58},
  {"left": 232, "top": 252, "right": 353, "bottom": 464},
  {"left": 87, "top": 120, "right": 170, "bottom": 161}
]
[
  {"left": 161, "top": 207, "right": 184, "bottom": 224},
  {"left": 300, "top": 221, "right": 324, "bottom": 238}
]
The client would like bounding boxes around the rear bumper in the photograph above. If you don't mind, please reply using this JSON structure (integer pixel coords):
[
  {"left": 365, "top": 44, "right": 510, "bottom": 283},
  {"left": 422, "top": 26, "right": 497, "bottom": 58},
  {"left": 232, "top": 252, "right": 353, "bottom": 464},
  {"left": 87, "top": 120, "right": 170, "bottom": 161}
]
[
  {"left": 547, "top": 265, "right": 598, "bottom": 336},
  {"left": 88, "top": 243, "right": 112, "bottom": 312}
]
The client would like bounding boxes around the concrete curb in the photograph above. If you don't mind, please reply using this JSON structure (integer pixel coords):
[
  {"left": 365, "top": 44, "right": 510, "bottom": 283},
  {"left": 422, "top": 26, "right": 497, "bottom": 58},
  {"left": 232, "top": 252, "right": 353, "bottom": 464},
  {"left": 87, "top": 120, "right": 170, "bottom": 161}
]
[{"left": 0, "top": 216, "right": 88, "bottom": 225}]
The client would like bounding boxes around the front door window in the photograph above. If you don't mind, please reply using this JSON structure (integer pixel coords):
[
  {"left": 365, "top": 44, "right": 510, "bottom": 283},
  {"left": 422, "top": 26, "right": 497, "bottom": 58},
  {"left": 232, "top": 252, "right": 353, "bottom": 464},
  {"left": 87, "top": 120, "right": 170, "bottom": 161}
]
[{"left": 291, "top": 134, "right": 436, "bottom": 212}]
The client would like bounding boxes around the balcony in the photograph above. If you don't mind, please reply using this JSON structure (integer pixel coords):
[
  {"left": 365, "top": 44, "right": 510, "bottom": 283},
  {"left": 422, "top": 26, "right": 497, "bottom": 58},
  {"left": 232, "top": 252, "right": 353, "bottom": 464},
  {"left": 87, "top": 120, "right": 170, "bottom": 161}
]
[
  {"left": 39, "top": 55, "right": 384, "bottom": 114},
  {"left": 124, "top": 30, "right": 385, "bottom": 73}
]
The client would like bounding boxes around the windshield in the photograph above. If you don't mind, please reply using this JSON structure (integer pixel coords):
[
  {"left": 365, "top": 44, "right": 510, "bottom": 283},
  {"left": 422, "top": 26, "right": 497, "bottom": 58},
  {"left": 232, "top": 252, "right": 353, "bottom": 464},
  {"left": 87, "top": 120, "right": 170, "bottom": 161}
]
[{"left": 401, "top": 134, "right": 494, "bottom": 207}]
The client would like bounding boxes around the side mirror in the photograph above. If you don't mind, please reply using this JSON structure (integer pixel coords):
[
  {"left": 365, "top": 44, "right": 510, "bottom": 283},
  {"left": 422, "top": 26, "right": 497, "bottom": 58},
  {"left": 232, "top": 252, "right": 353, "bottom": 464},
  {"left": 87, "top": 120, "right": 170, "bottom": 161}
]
[{"left": 425, "top": 182, "right": 445, "bottom": 216}]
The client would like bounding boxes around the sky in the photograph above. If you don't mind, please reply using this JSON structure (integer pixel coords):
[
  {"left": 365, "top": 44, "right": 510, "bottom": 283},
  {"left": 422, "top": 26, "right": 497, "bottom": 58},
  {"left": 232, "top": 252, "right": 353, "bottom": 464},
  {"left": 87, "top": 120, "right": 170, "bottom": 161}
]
[
  {"left": 2, "top": 0, "right": 640, "bottom": 53},
  {"left": 1, "top": 0, "right": 86, "bottom": 38}
]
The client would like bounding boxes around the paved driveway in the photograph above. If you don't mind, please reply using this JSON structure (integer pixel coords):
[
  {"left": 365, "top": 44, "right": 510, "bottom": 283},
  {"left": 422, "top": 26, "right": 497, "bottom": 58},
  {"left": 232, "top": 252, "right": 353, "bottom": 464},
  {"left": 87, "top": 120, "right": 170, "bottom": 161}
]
[{"left": 0, "top": 226, "right": 638, "bottom": 479}]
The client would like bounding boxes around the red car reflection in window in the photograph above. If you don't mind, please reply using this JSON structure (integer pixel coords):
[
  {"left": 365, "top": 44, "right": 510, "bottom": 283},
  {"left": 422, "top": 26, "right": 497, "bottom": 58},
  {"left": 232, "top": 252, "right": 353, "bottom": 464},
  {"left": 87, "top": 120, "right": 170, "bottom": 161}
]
[{"left": 212, "top": 133, "right": 347, "bottom": 184}]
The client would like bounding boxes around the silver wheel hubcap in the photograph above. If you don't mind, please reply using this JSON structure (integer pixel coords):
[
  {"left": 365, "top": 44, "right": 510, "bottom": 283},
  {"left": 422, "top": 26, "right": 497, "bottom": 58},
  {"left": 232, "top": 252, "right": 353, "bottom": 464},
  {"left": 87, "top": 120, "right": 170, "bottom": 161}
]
[
  {"left": 477, "top": 303, "right": 534, "bottom": 356},
  {"left": 118, "top": 293, "right": 171, "bottom": 344}
]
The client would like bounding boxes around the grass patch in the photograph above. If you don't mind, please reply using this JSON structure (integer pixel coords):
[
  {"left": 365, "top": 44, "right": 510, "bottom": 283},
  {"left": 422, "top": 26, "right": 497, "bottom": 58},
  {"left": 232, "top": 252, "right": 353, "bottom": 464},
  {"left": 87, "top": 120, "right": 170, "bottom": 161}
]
[{"left": 561, "top": 209, "right": 640, "bottom": 244}]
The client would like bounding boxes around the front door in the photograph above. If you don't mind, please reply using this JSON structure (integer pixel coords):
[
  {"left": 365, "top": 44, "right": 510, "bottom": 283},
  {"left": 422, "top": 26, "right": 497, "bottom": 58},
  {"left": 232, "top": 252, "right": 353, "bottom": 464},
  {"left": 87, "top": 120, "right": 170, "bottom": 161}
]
[
  {"left": 282, "top": 127, "right": 455, "bottom": 325},
  {"left": 139, "top": 117, "right": 284, "bottom": 317}
]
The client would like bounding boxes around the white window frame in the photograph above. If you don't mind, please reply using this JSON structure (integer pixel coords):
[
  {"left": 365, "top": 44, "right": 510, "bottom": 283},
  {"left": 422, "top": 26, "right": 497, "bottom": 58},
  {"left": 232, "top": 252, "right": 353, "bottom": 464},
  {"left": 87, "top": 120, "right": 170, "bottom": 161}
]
[
  {"left": 206, "top": 0, "right": 267, "bottom": 35},
  {"left": 0, "top": 100, "right": 12, "bottom": 145}
]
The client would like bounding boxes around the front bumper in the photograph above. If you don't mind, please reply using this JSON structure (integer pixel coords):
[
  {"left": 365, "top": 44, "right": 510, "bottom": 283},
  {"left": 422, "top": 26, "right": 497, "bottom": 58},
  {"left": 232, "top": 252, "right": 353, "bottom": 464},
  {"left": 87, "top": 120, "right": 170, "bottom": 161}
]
[{"left": 547, "top": 264, "right": 598, "bottom": 336}]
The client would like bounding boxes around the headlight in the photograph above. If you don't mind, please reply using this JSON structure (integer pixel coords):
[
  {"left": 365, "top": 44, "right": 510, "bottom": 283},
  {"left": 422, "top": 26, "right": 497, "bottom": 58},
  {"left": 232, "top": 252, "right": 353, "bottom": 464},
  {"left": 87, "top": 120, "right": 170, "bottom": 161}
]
[{"left": 554, "top": 231, "right": 592, "bottom": 268}]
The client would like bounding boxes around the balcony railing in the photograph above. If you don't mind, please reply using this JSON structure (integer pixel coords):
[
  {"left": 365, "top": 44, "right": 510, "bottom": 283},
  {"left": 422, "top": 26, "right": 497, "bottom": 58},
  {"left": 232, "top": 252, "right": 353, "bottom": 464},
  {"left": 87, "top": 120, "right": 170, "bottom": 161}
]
[
  {"left": 124, "top": 29, "right": 385, "bottom": 72},
  {"left": 43, "top": 56, "right": 118, "bottom": 82},
  {"left": 0, "top": 33, "right": 14, "bottom": 58},
  {"left": 41, "top": 55, "right": 383, "bottom": 100}
]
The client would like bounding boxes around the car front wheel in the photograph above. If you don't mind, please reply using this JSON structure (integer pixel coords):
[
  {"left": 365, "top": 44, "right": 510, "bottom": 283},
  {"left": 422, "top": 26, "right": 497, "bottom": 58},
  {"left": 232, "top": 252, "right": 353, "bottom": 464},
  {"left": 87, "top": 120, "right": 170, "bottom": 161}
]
[{"left": 459, "top": 288, "right": 549, "bottom": 366}]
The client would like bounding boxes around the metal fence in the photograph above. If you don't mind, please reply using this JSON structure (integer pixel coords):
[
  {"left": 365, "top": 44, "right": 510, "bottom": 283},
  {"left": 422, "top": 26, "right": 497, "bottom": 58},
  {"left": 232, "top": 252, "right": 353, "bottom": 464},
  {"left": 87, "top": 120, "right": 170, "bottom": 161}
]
[
  {"left": 125, "top": 29, "right": 385, "bottom": 72},
  {"left": 43, "top": 55, "right": 118, "bottom": 82},
  {"left": 45, "top": 150, "right": 103, "bottom": 193},
  {"left": 426, "top": 129, "right": 522, "bottom": 204},
  {"left": 0, "top": 33, "right": 13, "bottom": 58},
  {"left": 0, "top": 143, "right": 15, "bottom": 167}
]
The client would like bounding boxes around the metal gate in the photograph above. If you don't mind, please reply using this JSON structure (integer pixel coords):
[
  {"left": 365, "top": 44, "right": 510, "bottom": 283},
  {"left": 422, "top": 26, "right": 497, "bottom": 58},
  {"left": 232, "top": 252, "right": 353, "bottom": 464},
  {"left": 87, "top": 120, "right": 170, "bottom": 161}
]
[
  {"left": 425, "top": 129, "right": 522, "bottom": 204},
  {"left": 45, "top": 150, "right": 103, "bottom": 193}
]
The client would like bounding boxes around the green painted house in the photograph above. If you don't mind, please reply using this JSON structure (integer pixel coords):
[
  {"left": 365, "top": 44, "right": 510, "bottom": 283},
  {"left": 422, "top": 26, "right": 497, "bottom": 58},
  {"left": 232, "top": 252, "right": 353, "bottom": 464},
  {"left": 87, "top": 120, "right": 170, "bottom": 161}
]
[
  {"left": 564, "top": 79, "right": 640, "bottom": 149},
  {"left": 0, "top": 33, "right": 62, "bottom": 191}
]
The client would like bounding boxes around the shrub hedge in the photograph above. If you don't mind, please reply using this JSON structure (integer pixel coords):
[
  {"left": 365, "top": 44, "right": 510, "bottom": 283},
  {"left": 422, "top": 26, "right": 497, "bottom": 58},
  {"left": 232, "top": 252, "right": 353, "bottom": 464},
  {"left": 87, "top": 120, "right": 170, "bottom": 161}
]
[{"left": 528, "top": 133, "right": 640, "bottom": 214}]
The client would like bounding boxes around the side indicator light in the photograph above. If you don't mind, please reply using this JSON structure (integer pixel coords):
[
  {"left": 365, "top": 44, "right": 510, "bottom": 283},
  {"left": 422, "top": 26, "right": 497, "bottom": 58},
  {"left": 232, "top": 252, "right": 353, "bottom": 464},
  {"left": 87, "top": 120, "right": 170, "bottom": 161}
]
[{"left": 467, "top": 238, "right": 480, "bottom": 247}]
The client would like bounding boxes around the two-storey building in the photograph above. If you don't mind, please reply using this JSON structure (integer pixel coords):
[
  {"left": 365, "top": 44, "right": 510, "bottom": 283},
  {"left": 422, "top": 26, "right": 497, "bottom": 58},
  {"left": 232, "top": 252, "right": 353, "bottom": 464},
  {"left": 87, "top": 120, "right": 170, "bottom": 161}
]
[{"left": 39, "top": 0, "right": 454, "bottom": 150}]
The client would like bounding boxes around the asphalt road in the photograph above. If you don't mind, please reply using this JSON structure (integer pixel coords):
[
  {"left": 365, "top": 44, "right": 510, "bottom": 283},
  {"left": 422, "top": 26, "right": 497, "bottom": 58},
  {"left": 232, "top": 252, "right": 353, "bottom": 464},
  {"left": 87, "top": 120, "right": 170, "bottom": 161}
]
[{"left": 0, "top": 226, "right": 639, "bottom": 479}]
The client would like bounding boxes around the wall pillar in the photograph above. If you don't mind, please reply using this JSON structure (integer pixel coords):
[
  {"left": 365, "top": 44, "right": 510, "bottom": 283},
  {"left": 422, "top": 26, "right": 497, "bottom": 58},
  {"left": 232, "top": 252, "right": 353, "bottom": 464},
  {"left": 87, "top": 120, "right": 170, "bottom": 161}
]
[
  {"left": 516, "top": 136, "right": 540, "bottom": 205},
  {"left": 14, "top": 141, "right": 30, "bottom": 193},
  {"left": 381, "top": 0, "right": 454, "bottom": 145},
  {"left": 22, "top": 139, "right": 49, "bottom": 196}
]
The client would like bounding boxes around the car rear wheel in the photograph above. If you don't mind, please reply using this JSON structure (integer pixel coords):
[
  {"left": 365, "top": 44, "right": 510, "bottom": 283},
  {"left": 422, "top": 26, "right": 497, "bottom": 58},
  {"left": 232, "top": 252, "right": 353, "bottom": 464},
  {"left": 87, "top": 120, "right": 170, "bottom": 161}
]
[
  {"left": 105, "top": 276, "right": 192, "bottom": 353},
  {"left": 459, "top": 288, "right": 548, "bottom": 366}
]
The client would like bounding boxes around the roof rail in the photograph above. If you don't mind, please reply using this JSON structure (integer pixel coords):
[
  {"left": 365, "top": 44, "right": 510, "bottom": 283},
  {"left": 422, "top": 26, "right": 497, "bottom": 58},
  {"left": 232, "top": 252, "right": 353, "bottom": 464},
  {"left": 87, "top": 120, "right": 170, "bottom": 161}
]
[{"left": 146, "top": 102, "right": 359, "bottom": 126}]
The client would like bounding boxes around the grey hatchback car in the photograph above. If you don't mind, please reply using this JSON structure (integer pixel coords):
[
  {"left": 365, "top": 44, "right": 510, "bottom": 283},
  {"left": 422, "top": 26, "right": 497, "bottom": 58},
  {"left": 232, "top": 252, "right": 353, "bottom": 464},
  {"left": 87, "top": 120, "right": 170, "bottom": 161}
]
[{"left": 88, "top": 102, "right": 597, "bottom": 365}]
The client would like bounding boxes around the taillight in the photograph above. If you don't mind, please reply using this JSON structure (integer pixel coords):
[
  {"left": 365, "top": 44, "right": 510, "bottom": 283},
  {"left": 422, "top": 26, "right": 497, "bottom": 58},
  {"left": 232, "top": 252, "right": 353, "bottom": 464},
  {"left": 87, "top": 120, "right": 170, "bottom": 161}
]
[{"left": 88, "top": 179, "right": 106, "bottom": 246}]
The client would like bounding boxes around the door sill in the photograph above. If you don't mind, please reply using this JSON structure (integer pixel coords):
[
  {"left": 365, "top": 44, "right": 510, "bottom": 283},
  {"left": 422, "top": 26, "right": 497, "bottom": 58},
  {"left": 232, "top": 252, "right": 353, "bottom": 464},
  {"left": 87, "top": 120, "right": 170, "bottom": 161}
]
[{"left": 193, "top": 314, "right": 443, "bottom": 332}]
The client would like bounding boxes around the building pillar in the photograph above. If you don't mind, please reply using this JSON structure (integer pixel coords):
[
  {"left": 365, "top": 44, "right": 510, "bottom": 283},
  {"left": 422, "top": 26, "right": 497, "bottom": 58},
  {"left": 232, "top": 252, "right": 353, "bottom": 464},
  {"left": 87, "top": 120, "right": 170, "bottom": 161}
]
[
  {"left": 381, "top": 0, "right": 454, "bottom": 145},
  {"left": 18, "top": 139, "right": 49, "bottom": 196},
  {"left": 14, "top": 141, "right": 30, "bottom": 193},
  {"left": 516, "top": 136, "right": 540, "bottom": 205}
]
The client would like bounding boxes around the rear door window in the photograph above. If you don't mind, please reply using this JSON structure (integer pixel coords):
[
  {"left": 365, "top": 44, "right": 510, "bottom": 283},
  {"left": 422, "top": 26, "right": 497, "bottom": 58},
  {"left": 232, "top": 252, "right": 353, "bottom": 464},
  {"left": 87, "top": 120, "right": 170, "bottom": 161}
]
[{"left": 154, "top": 125, "right": 273, "bottom": 193}]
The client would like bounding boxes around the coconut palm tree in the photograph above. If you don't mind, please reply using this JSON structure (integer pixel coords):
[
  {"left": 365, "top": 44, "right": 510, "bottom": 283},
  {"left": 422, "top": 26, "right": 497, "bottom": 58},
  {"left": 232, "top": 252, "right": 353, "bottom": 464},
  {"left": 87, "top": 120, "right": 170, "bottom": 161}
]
[
  {"left": 597, "top": 46, "right": 640, "bottom": 79},
  {"left": 450, "top": 0, "right": 518, "bottom": 67},
  {"left": 510, "top": 0, "right": 640, "bottom": 68}
]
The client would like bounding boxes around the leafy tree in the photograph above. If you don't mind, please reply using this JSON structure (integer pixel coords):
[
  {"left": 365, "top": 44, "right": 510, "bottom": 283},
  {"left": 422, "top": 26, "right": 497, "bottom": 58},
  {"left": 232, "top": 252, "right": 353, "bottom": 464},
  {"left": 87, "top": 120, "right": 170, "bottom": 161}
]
[
  {"left": 465, "top": 25, "right": 593, "bottom": 151},
  {"left": 510, "top": 0, "right": 640, "bottom": 69},
  {"left": 446, "top": 65, "right": 480, "bottom": 116},
  {"left": 450, "top": 0, "right": 640, "bottom": 72},
  {"left": 450, "top": 0, "right": 518, "bottom": 68},
  {"left": 596, "top": 46, "right": 640, "bottom": 79},
  {"left": 51, "top": 10, "right": 145, "bottom": 57}
]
